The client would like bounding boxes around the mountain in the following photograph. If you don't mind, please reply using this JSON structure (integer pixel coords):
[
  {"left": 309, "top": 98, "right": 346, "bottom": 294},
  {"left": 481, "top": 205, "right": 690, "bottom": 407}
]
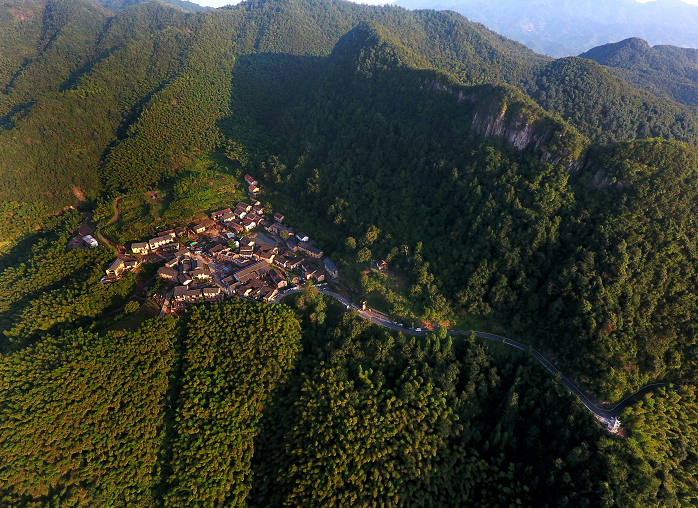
[
  {"left": 393, "top": 0, "right": 698, "bottom": 58},
  {"left": 1, "top": 1, "right": 698, "bottom": 505},
  {"left": 580, "top": 37, "right": 698, "bottom": 106},
  {"left": 93, "top": 0, "right": 211, "bottom": 12}
]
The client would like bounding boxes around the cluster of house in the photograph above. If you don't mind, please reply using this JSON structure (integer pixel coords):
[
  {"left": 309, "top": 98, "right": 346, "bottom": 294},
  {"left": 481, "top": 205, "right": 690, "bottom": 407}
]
[
  {"left": 123, "top": 182, "right": 340, "bottom": 309},
  {"left": 157, "top": 249, "right": 223, "bottom": 309}
]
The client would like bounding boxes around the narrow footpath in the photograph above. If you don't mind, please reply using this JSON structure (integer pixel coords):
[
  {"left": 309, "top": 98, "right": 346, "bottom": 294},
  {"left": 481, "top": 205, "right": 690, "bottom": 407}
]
[{"left": 277, "top": 287, "right": 671, "bottom": 419}]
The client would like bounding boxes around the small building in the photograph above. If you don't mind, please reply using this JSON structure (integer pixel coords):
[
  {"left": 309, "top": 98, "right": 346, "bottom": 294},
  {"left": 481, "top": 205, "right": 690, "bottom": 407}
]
[
  {"left": 377, "top": 260, "right": 388, "bottom": 271},
  {"left": 192, "top": 268, "right": 210, "bottom": 279},
  {"left": 237, "top": 202, "right": 252, "bottom": 212},
  {"left": 131, "top": 242, "right": 149, "bottom": 255},
  {"left": 273, "top": 212, "right": 285, "bottom": 223},
  {"left": 269, "top": 269, "right": 287, "bottom": 289},
  {"left": 234, "top": 260, "right": 271, "bottom": 284},
  {"left": 296, "top": 232, "right": 309, "bottom": 242},
  {"left": 106, "top": 259, "right": 125, "bottom": 278},
  {"left": 185, "top": 289, "right": 202, "bottom": 303},
  {"left": 239, "top": 245, "right": 254, "bottom": 258},
  {"left": 244, "top": 174, "right": 257, "bottom": 186},
  {"left": 298, "top": 242, "right": 323, "bottom": 258},
  {"left": 285, "top": 255, "right": 303, "bottom": 271},
  {"left": 259, "top": 286, "right": 279, "bottom": 302},
  {"left": 234, "top": 207, "right": 248, "bottom": 220},
  {"left": 323, "top": 258, "right": 339, "bottom": 279},
  {"left": 257, "top": 249, "right": 276, "bottom": 264},
  {"left": 208, "top": 244, "right": 225, "bottom": 256},
  {"left": 83, "top": 235, "right": 99, "bottom": 248},
  {"left": 220, "top": 212, "right": 237, "bottom": 223},
  {"left": 227, "top": 221, "right": 244, "bottom": 234},
  {"left": 123, "top": 260, "right": 139, "bottom": 271},
  {"left": 149, "top": 235, "right": 174, "bottom": 251},
  {"left": 175, "top": 248, "right": 190, "bottom": 258},
  {"left": 178, "top": 273, "right": 193, "bottom": 285},
  {"left": 211, "top": 208, "right": 232, "bottom": 220},
  {"left": 248, "top": 184, "right": 260, "bottom": 195},
  {"left": 158, "top": 266, "right": 179, "bottom": 280},
  {"left": 267, "top": 222, "right": 293, "bottom": 236},
  {"left": 192, "top": 218, "right": 215, "bottom": 234},
  {"left": 203, "top": 287, "right": 223, "bottom": 302},
  {"left": 173, "top": 286, "right": 188, "bottom": 302},
  {"left": 252, "top": 204, "right": 264, "bottom": 215},
  {"left": 174, "top": 227, "right": 187, "bottom": 238},
  {"left": 243, "top": 217, "right": 256, "bottom": 231},
  {"left": 286, "top": 237, "right": 298, "bottom": 252}
]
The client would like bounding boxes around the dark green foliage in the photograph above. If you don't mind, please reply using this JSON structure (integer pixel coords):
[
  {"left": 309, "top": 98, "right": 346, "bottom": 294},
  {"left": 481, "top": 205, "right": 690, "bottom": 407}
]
[
  {"left": 228, "top": 29, "right": 698, "bottom": 399},
  {"left": 249, "top": 295, "right": 606, "bottom": 508},
  {"left": 581, "top": 38, "right": 698, "bottom": 107},
  {"left": 526, "top": 57, "right": 698, "bottom": 145},
  {"left": 163, "top": 299, "right": 302, "bottom": 508},
  {"left": 600, "top": 386, "right": 698, "bottom": 507},
  {"left": 0, "top": 210, "right": 135, "bottom": 351},
  {"left": 0, "top": 318, "right": 178, "bottom": 507}
]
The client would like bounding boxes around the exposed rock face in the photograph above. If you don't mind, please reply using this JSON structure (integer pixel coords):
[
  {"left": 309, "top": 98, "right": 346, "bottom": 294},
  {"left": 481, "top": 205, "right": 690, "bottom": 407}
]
[
  {"left": 427, "top": 77, "right": 588, "bottom": 170},
  {"left": 470, "top": 106, "right": 550, "bottom": 151}
]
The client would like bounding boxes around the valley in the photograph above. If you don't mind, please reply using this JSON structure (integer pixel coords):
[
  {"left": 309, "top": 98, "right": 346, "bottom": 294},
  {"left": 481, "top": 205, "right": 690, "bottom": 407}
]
[{"left": 1, "top": 0, "right": 698, "bottom": 506}]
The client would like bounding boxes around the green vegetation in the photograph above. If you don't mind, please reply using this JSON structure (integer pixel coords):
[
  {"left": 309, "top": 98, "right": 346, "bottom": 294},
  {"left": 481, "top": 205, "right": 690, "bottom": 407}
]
[
  {"left": 0, "top": 0, "right": 697, "bottom": 505},
  {"left": 603, "top": 386, "right": 698, "bottom": 507},
  {"left": 526, "top": 57, "right": 698, "bottom": 144},
  {"left": 98, "top": 152, "right": 245, "bottom": 245},
  {"left": 0, "top": 210, "right": 135, "bottom": 350},
  {"left": 0, "top": 318, "right": 179, "bottom": 507},
  {"left": 581, "top": 38, "right": 698, "bottom": 107},
  {"left": 164, "top": 300, "right": 302, "bottom": 507}
]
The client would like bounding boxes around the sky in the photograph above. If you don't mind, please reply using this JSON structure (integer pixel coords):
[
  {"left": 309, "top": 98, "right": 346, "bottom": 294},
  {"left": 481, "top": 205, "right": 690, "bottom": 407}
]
[{"left": 196, "top": 0, "right": 698, "bottom": 8}]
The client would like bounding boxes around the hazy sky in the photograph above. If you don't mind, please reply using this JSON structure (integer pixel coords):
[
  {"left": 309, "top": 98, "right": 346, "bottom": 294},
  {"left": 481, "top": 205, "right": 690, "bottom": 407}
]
[{"left": 197, "top": 0, "right": 698, "bottom": 7}]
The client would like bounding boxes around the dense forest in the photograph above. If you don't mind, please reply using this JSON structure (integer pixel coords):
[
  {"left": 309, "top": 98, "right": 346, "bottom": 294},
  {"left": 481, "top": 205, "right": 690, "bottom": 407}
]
[
  {"left": 4, "top": 0, "right": 698, "bottom": 240},
  {"left": 223, "top": 22, "right": 698, "bottom": 401},
  {"left": 1, "top": 288, "right": 696, "bottom": 507},
  {"left": 580, "top": 37, "right": 698, "bottom": 107},
  {"left": 2, "top": 0, "right": 698, "bottom": 504}
]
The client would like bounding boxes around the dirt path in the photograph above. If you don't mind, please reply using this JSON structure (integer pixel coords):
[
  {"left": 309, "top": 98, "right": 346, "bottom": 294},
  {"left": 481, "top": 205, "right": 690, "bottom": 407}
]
[{"left": 95, "top": 196, "right": 123, "bottom": 249}]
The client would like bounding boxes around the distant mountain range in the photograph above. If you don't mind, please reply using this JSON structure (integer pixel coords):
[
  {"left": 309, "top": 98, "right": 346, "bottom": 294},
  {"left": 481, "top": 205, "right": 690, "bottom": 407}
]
[
  {"left": 581, "top": 37, "right": 698, "bottom": 106},
  {"left": 393, "top": 0, "right": 698, "bottom": 57},
  {"left": 95, "top": 0, "right": 210, "bottom": 12}
]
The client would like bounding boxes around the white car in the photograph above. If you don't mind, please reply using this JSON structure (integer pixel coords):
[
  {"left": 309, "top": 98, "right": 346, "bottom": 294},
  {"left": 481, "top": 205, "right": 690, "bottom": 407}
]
[{"left": 415, "top": 328, "right": 422, "bottom": 332}]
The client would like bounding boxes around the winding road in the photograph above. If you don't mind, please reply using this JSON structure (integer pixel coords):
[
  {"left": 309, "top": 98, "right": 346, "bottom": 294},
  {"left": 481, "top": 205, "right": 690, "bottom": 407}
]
[{"left": 277, "top": 287, "right": 672, "bottom": 419}]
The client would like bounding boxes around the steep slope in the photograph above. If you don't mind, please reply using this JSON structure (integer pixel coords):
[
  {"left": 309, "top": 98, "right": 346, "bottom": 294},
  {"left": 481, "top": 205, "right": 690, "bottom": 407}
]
[
  {"left": 0, "top": 0, "right": 109, "bottom": 123},
  {"left": 395, "top": 0, "right": 698, "bottom": 57},
  {"left": 0, "top": 1, "right": 191, "bottom": 238},
  {"left": 225, "top": 21, "right": 698, "bottom": 399},
  {"left": 93, "top": 0, "right": 211, "bottom": 13},
  {"left": 0, "top": 0, "right": 555, "bottom": 241},
  {"left": 526, "top": 56, "right": 698, "bottom": 145},
  {"left": 580, "top": 37, "right": 698, "bottom": 106}
]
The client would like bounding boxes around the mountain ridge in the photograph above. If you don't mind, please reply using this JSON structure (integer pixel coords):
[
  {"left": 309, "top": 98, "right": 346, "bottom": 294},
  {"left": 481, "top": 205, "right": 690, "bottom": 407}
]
[{"left": 394, "top": 0, "right": 698, "bottom": 57}]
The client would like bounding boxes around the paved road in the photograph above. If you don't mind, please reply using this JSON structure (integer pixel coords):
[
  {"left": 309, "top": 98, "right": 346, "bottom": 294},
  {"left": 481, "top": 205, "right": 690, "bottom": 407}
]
[{"left": 277, "top": 287, "right": 671, "bottom": 418}]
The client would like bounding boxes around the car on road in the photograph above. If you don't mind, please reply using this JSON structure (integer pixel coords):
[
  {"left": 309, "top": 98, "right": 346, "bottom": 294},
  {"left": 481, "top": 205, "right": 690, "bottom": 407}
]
[{"left": 415, "top": 328, "right": 421, "bottom": 332}]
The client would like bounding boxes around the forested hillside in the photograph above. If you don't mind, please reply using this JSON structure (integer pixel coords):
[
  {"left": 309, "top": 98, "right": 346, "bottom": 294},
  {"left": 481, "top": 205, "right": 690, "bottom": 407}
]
[
  {"left": 222, "top": 21, "right": 698, "bottom": 400},
  {"left": 394, "top": 0, "right": 698, "bottom": 58},
  {"left": 2, "top": 287, "right": 695, "bottom": 507},
  {"left": 6, "top": 0, "right": 698, "bottom": 242},
  {"left": 580, "top": 38, "right": 698, "bottom": 107},
  {"left": 2, "top": 0, "right": 698, "bottom": 504}
]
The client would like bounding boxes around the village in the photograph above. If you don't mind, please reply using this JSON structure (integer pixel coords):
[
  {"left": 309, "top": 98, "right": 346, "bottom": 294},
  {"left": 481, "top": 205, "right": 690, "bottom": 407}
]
[{"left": 100, "top": 174, "right": 339, "bottom": 313}]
